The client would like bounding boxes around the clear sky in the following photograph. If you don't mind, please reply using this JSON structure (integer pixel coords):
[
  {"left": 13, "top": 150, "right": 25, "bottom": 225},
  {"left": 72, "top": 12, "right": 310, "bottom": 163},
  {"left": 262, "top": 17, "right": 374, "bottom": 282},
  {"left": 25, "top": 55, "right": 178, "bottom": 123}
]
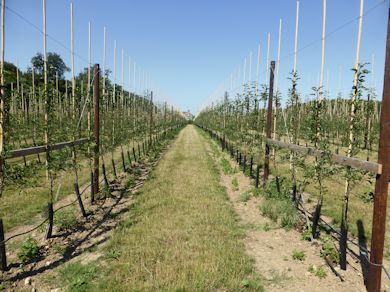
[{"left": 5, "top": 0, "right": 389, "bottom": 114}]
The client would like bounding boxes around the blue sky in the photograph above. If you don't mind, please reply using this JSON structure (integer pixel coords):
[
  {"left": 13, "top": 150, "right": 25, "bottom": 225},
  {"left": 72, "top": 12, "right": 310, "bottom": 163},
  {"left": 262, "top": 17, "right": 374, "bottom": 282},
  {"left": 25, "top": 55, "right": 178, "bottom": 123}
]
[{"left": 6, "top": 0, "right": 389, "bottom": 114}]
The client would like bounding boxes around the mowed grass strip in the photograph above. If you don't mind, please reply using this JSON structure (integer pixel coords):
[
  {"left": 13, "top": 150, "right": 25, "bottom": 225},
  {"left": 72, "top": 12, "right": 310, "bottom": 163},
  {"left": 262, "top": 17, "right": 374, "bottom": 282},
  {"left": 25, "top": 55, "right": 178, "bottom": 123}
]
[{"left": 96, "top": 125, "right": 262, "bottom": 291}]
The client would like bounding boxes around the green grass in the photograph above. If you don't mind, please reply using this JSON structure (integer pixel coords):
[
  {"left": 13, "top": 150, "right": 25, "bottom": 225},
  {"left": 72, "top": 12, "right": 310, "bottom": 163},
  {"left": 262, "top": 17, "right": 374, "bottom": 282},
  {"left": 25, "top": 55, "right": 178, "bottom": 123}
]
[{"left": 92, "top": 125, "right": 262, "bottom": 291}]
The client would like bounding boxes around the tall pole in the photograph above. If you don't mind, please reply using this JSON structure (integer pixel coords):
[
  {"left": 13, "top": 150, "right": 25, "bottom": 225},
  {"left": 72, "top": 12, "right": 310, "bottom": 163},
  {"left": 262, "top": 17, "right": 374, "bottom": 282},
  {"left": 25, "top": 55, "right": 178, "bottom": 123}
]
[
  {"left": 0, "top": 0, "right": 6, "bottom": 271},
  {"left": 93, "top": 64, "right": 100, "bottom": 199},
  {"left": 367, "top": 5, "right": 390, "bottom": 291},
  {"left": 0, "top": 0, "right": 4, "bottom": 197},
  {"left": 43, "top": 0, "right": 49, "bottom": 181}
]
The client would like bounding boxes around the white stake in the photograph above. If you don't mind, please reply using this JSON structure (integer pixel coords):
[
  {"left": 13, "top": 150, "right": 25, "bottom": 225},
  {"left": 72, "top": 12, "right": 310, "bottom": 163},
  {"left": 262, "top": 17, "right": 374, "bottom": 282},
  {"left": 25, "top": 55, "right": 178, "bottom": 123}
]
[
  {"left": 243, "top": 57, "right": 246, "bottom": 85},
  {"left": 293, "top": 0, "right": 300, "bottom": 75},
  {"left": 113, "top": 40, "right": 116, "bottom": 104},
  {"left": 319, "top": 0, "right": 327, "bottom": 101},
  {"left": 275, "top": 19, "right": 282, "bottom": 95},
  {"left": 102, "top": 26, "right": 106, "bottom": 99},
  {"left": 88, "top": 21, "right": 91, "bottom": 94},
  {"left": 265, "top": 32, "right": 270, "bottom": 83},
  {"left": 70, "top": 2, "right": 75, "bottom": 115},
  {"left": 255, "top": 44, "right": 260, "bottom": 95},
  {"left": 248, "top": 51, "right": 252, "bottom": 83}
]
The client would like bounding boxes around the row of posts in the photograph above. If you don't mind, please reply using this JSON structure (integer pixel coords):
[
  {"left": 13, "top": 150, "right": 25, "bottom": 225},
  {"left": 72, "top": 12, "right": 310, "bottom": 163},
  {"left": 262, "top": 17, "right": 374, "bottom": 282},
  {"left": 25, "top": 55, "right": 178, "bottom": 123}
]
[
  {"left": 204, "top": 24, "right": 390, "bottom": 290},
  {"left": 0, "top": 63, "right": 177, "bottom": 273}
]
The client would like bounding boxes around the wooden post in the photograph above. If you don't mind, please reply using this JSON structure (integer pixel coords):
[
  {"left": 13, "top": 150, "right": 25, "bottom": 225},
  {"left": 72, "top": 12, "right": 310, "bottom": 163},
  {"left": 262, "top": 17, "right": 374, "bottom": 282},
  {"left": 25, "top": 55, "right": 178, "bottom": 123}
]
[
  {"left": 45, "top": 202, "right": 53, "bottom": 239},
  {"left": 255, "top": 165, "right": 260, "bottom": 188},
  {"left": 367, "top": 5, "right": 390, "bottom": 291},
  {"left": 93, "top": 64, "right": 100, "bottom": 201},
  {"left": 263, "top": 61, "right": 275, "bottom": 186},
  {"left": 0, "top": 218, "right": 6, "bottom": 271},
  {"left": 250, "top": 157, "right": 253, "bottom": 177},
  {"left": 111, "top": 158, "right": 117, "bottom": 178},
  {"left": 121, "top": 149, "right": 126, "bottom": 172},
  {"left": 74, "top": 183, "right": 87, "bottom": 217}
]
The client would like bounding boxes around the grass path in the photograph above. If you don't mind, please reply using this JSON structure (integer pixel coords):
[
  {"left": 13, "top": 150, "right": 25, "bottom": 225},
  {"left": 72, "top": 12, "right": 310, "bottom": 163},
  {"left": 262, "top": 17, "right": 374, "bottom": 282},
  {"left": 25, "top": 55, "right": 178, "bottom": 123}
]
[{"left": 92, "top": 125, "right": 262, "bottom": 291}]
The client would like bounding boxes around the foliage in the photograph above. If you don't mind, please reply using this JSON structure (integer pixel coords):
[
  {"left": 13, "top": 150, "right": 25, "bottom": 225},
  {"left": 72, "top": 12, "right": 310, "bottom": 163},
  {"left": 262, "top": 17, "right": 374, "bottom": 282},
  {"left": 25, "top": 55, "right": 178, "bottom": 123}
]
[{"left": 17, "top": 236, "right": 39, "bottom": 263}]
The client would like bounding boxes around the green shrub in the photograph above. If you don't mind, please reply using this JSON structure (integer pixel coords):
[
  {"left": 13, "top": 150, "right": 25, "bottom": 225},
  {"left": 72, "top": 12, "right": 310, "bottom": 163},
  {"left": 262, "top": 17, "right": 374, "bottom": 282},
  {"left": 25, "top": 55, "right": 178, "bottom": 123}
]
[{"left": 17, "top": 236, "right": 39, "bottom": 263}]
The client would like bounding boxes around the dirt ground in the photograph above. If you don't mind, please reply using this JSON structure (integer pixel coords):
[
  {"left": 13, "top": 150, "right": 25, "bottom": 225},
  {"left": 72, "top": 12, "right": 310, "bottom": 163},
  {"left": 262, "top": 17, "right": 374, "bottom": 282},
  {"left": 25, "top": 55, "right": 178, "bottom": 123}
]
[{"left": 201, "top": 131, "right": 390, "bottom": 292}]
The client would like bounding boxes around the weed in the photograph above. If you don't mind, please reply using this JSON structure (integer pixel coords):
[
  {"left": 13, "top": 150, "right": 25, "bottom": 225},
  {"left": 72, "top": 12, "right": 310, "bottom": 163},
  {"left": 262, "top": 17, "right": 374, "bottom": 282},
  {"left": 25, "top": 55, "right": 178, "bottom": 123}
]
[
  {"left": 262, "top": 223, "right": 271, "bottom": 231},
  {"left": 238, "top": 191, "right": 252, "bottom": 203},
  {"left": 55, "top": 208, "right": 78, "bottom": 230},
  {"left": 105, "top": 249, "right": 121, "bottom": 260},
  {"left": 308, "top": 265, "right": 327, "bottom": 279},
  {"left": 265, "top": 270, "right": 290, "bottom": 285},
  {"left": 258, "top": 178, "right": 299, "bottom": 230},
  {"left": 231, "top": 177, "right": 239, "bottom": 191},
  {"left": 358, "top": 191, "right": 374, "bottom": 203},
  {"left": 101, "top": 184, "right": 111, "bottom": 198},
  {"left": 125, "top": 175, "right": 136, "bottom": 189},
  {"left": 58, "top": 262, "right": 100, "bottom": 292},
  {"left": 220, "top": 158, "right": 234, "bottom": 174},
  {"left": 54, "top": 244, "right": 66, "bottom": 256},
  {"left": 320, "top": 236, "right": 339, "bottom": 265},
  {"left": 292, "top": 250, "right": 306, "bottom": 261},
  {"left": 260, "top": 199, "right": 279, "bottom": 222},
  {"left": 17, "top": 236, "right": 39, "bottom": 263},
  {"left": 240, "top": 278, "right": 264, "bottom": 291},
  {"left": 301, "top": 226, "right": 313, "bottom": 241}
]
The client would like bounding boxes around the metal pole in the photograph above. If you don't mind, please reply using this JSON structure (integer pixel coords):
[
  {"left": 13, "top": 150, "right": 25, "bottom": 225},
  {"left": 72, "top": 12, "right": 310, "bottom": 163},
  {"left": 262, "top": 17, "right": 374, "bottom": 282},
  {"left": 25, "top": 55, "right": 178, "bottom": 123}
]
[{"left": 367, "top": 5, "right": 390, "bottom": 292}]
